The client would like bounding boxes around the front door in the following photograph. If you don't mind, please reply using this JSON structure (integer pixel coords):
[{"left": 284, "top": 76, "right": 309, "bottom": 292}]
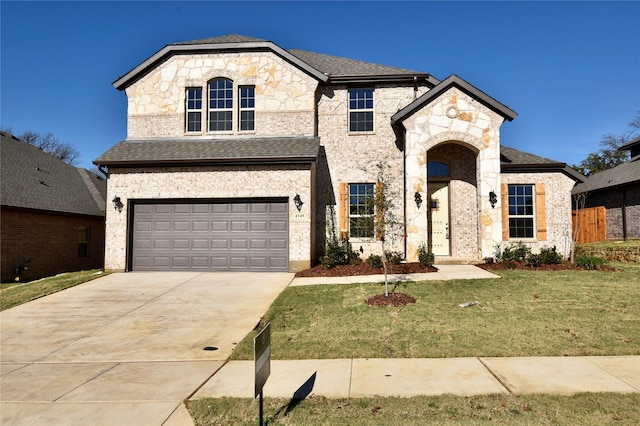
[{"left": 428, "top": 183, "right": 450, "bottom": 256}]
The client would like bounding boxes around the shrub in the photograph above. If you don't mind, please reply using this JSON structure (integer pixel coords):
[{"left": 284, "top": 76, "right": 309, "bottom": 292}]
[
  {"left": 417, "top": 243, "right": 435, "bottom": 267},
  {"left": 386, "top": 250, "right": 404, "bottom": 265},
  {"left": 366, "top": 254, "right": 383, "bottom": 268},
  {"left": 320, "top": 239, "right": 360, "bottom": 269},
  {"left": 502, "top": 241, "right": 532, "bottom": 262},
  {"left": 526, "top": 253, "right": 541, "bottom": 267},
  {"left": 539, "top": 246, "right": 563, "bottom": 264},
  {"left": 575, "top": 254, "right": 606, "bottom": 270}
]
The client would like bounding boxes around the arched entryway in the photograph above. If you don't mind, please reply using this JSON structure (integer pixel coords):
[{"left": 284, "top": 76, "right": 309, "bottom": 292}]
[{"left": 427, "top": 142, "right": 479, "bottom": 259}]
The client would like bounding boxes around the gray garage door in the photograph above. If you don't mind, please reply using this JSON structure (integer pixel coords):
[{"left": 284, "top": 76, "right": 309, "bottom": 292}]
[{"left": 131, "top": 200, "right": 288, "bottom": 271}]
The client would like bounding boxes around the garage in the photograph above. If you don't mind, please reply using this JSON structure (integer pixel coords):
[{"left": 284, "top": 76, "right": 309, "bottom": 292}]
[{"left": 130, "top": 199, "right": 289, "bottom": 271}]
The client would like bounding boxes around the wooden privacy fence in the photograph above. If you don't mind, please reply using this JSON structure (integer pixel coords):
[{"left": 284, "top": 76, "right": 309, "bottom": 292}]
[{"left": 572, "top": 206, "right": 606, "bottom": 243}]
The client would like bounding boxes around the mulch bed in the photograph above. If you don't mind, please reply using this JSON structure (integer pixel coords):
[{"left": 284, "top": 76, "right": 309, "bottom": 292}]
[
  {"left": 476, "top": 260, "right": 620, "bottom": 272},
  {"left": 294, "top": 262, "right": 437, "bottom": 278},
  {"left": 366, "top": 292, "right": 417, "bottom": 307}
]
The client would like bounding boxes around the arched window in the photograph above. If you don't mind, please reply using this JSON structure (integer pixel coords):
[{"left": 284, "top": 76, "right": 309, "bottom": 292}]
[
  {"left": 208, "top": 78, "right": 233, "bottom": 131},
  {"left": 427, "top": 161, "right": 449, "bottom": 178}
]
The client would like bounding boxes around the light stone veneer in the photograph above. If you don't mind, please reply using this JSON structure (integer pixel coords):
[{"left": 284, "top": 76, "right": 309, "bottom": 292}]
[
  {"left": 104, "top": 165, "right": 313, "bottom": 272},
  {"left": 125, "top": 52, "right": 318, "bottom": 138},
  {"left": 402, "top": 88, "right": 505, "bottom": 261},
  {"left": 501, "top": 172, "right": 576, "bottom": 257}
]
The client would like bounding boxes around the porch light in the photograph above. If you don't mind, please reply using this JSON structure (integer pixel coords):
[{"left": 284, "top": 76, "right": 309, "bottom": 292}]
[
  {"left": 293, "top": 194, "right": 303, "bottom": 212},
  {"left": 414, "top": 192, "right": 423, "bottom": 209},
  {"left": 112, "top": 196, "right": 124, "bottom": 213},
  {"left": 489, "top": 191, "right": 497, "bottom": 209}
]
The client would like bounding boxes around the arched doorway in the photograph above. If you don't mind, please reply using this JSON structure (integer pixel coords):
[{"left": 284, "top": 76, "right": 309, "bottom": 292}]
[{"left": 427, "top": 143, "right": 478, "bottom": 259}]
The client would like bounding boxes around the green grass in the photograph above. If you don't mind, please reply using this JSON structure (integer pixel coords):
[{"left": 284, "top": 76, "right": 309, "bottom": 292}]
[
  {"left": 577, "top": 239, "right": 640, "bottom": 249},
  {"left": 0, "top": 269, "right": 106, "bottom": 311},
  {"left": 189, "top": 393, "right": 640, "bottom": 425},
  {"left": 230, "top": 264, "right": 640, "bottom": 360}
]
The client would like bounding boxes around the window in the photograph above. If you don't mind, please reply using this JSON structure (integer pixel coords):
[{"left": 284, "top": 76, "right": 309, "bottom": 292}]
[
  {"left": 209, "top": 78, "right": 233, "bottom": 131},
  {"left": 349, "top": 89, "right": 374, "bottom": 132},
  {"left": 77, "top": 227, "right": 90, "bottom": 258},
  {"left": 239, "top": 86, "right": 255, "bottom": 131},
  {"left": 427, "top": 161, "right": 449, "bottom": 178},
  {"left": 349, "top": 183, "right": 375, "bottom": 238},
  {"left": 186, "top": 88, "right": 202, "bottom": 132},
  {"left": 508, "top": 184, "right": 535, "bottom": 238}
]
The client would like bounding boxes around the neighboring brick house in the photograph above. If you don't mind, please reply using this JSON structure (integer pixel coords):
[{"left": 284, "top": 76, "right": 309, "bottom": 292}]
[
  {"left": 95, "top": 35, "right": 583, "bottom": 273},
  {"left": 1, "top": 131, "right": 106, "bottom": 282},
  {"left": 572, "top": 136, "right": 640, "bottom": 240}
]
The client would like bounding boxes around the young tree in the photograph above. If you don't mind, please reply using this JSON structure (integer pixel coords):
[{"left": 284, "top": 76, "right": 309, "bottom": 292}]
[{"left": 573, "top": 111, "right": 639, "bottom": 176}]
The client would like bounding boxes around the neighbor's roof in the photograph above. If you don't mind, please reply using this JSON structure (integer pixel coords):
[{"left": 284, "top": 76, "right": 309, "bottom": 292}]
[
  {"left": 1, "top": 131, "right": 106, "bottom": 216},
  {"left": 572, "top": 155, "right": 640, "bottom": 194},
  {"left": 113, "top": 34, "right": 437, "bottom": 90},
  {"left": 94, "top": 136, "right": 320, "bottom": 167},
  {"left": 500, "top": 145, "right": 585, "bottom": 182}
]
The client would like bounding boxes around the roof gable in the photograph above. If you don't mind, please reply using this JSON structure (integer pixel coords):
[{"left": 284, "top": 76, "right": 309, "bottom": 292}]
[
  {"left": 392, "top": 74, "right": 517, "bottom": 124},
  {"left": 113, "top": 34, "right": 329, "bottom": 90},
  {"left": 1, "top": 132, "right": 106, "bottom": 216}
]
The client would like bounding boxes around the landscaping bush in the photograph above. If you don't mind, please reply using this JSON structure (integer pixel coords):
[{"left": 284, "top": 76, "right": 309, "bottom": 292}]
[
  {"left": 526, "top": 253, "right": 541, "bottom": 267},
  {"left": 366, "top": 254, "right": 383, "bottom": 268},
  {"left": 575, "top": 254, "right": 606, "bottom": 270},
  {"left": 539, "top": 246, "right": 563, "bottom": 264},
  {"left": 417, "top": 243, "right": 435, "bottom": 267},
  {"left": 385, "top": 250, "right": 404, "bottom": 265},
  {"left": 502, "top": 241, "right": 532, "bottom": 262},
  {"left": 321, "top": 239, "right": 360, "bottom": 268}
]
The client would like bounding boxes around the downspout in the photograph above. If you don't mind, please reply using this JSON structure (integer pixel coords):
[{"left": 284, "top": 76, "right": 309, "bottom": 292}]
[{"left": 97, "top": 164, "right": 109, "bottom": 178}]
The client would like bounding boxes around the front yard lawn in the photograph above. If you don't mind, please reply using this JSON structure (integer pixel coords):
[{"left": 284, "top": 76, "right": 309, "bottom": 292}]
[{"left": 230, "top": 264, "right": 640, "bottom": 360}]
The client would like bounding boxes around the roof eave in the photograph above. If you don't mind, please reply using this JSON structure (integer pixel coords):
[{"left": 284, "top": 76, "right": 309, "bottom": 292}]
[
  {"left": 327, "top": 73, "right": 439, "bottom": 86},
  {"left": 113, "top": 41, "right": 328, "bottom": 90},
  {"left": 501, "top": 163, "right": 585, "bottom": 182},
  {"left": 94, "top": 156, "right": 318, "bottom": 168}
]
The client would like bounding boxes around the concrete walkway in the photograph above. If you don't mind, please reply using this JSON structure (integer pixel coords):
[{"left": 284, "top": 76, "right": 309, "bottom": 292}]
[
  {"left": 2, "top": 266, "right": 638, "bottom": 425},
  {"left": 194, "top": 356, "right": 640, "bottom": 399},
  {"left": 290, "top": 264, "right": 501, "bottom": 286}
]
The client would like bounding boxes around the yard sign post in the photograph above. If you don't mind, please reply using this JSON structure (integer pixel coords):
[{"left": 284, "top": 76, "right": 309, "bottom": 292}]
[{"left": 254, "top": 322, "right": 271, "bottom": 426}]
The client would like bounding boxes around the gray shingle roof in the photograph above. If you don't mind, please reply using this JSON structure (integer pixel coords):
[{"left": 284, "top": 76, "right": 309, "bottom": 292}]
[
  {"left": 173, "top": 34, "right": 268, "bottom": 45},
  {"left": 572, "top": 156, "right": 640, "bottom": 194},
  {"left": 501, "top": 145, "right": 585, "bottom": 182},
  {"left": 288, "top": 49, "right": 425, "bottom": 77},
  {"left": 94, "top": 137, "right": 320, "bottom": 166},
  {"left": 1, "top": 131, "right": 106, "bottom": 216}
]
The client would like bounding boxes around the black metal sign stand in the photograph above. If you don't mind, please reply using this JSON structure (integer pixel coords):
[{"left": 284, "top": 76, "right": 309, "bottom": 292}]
[{"left": 254, "top": 322, "right": 271, "bottom": 426}]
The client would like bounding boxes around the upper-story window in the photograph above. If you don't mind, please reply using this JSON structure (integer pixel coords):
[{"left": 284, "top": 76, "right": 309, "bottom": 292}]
[
  {"left": 239, "top": 86, "right": 255, "bottom": 131},
  {"left": 349, "top": 89, "right": 374, "bottom": 132},
  {"left": 186, "top": 79, "right": 256, "bottom": 134},
  {"left": 209, "top": 78, "right": 233, "bottom": 131},
  {"left": 185, "top": 88, "right": 202, "bottom": 132}
]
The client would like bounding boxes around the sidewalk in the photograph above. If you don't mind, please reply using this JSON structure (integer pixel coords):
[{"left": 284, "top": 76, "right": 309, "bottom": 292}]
[
  {"left": 290, "top": 264, "right": 500, "bottom": 286},
  {"left": 192, "top": 356, "right": 640, "bottom": 399}
]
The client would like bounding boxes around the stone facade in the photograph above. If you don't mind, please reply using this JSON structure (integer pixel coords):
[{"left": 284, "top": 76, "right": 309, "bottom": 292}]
[
  {"left": 126, "top": 52, "right": 318, "bottom": 138},
  {"left": 99, "top": 36, "right": 580, "bottom": 271},
  {"left": 501, "top": 172, "right": 576, "bottom": 256},
  {"left": 104, "top": 165, "right": 313, "bottom": 272},
  {"left": 403, "top": 88, "right": 505, "bottom": 260}
]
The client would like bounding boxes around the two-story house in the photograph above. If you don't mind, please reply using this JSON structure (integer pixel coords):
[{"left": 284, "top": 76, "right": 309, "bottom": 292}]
[{"left": 95, "top": 34, "right": 583, "bottom": 273}]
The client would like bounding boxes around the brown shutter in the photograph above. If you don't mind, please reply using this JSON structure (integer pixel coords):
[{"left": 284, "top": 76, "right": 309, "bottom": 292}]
[
  {"left": 501, "top": 183, "right": 509, "bottom": 241},
  {"left": 536, "top": 183, "right": 547, "bottom": 241},
  {"left": 339, "top": 182, "right": 349, "bottom": 241},
  {"left": 375, "top": 181, "right": 385, "bottom": 240}
]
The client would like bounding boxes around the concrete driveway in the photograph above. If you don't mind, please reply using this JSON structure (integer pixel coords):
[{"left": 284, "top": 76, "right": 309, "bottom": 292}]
[{"left": 0, "top": 272, "right": 293, "bottom": 426}]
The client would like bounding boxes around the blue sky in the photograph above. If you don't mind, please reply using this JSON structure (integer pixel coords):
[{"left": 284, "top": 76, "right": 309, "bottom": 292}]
[{"left": 2, "top": 1, "right": 638, "bottom": 170}]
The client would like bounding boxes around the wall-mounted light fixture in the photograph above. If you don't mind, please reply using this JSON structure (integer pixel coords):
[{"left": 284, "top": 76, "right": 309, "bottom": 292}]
[
  {"left": 489, "top": 191, "right": 497, "bottom": 209},
  {"left": 112, "top": 196, "right": 124, "bottom": 213},
  {"left": 414, "top": 192, "right": 423, "bottom": 209},
  {"left": 293, "top": 194, "right": 303, "bottom": 212}
]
